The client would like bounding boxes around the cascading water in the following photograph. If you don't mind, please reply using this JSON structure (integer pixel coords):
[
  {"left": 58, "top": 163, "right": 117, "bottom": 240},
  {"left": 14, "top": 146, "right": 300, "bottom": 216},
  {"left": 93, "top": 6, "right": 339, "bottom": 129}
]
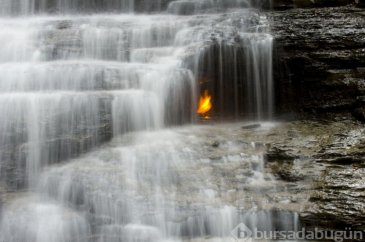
[{"left": 0, "top": 1, "right": 297, "bottom": 242}]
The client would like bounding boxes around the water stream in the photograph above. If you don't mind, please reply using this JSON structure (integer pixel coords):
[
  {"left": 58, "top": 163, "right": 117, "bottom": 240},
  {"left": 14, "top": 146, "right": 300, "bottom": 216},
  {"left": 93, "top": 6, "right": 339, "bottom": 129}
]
[{"left": 0, "top": 1, "right": 298, "bottom": 241}]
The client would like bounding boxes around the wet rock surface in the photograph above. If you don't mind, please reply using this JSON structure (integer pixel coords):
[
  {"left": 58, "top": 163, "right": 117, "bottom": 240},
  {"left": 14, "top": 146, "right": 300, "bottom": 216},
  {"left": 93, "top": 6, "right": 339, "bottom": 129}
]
[
  {"left": 267, "top": 0, "right": 353, "bottom": 9},
  {"left": 0, "top": 98, "right": 112, "bottom": 191},
  {"left": 268, "top": 6, "right": 365, "bottom": 230},
  {"left": 266, "top": 6, "right": 365, "bottom": 229},
  {"left": 1, "top": 3, "right": 365, "bottom": 240},
  {"left": 1, "top": 120, "right": 364, "bottom": 235},
  {"left": 259, "top": 120, "right": 365, "bottom": 231},
  {"left": 269, "top": 6, "right": 365, "bottom": 119}
]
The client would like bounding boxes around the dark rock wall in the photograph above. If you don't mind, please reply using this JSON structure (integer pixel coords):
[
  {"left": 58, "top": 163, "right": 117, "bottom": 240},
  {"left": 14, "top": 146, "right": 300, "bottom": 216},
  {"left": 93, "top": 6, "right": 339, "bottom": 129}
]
[
  {"left": 264, "top": 0, "right": 357, "bottom": 9},
  {"left": 270, "top": 5, "right": 365, "bottom": 120}
]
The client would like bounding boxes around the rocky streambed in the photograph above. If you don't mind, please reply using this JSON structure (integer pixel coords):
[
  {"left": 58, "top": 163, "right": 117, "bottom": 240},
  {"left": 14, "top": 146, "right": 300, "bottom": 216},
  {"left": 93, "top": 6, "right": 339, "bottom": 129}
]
[
  {"left": 1, "top": 119, "right": 364, "bottom": 235},
  {"left": 190, "top": 119, "right": 365, "bottom": 232},
  {"left": 0, "top": 1, "right": 364, "bottom": 241}
]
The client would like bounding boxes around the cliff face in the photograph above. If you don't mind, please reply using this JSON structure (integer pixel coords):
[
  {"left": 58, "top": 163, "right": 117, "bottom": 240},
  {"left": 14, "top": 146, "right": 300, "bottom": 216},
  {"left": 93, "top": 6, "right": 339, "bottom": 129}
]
[
  {"left": 267, "top": 3, "right": 365, "bottom": 232},
  {"left": 266, "top": 0, "right": 363, "bottom": 9},
  {"left": 270, "top": 5, "right": 365, "bottom": 120}
]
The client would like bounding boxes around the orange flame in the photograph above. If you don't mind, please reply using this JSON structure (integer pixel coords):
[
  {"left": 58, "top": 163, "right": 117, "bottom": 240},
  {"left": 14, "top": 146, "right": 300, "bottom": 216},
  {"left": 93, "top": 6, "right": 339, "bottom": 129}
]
[{"left": 197, "top": 90, "right": 212, "bottom": 115}]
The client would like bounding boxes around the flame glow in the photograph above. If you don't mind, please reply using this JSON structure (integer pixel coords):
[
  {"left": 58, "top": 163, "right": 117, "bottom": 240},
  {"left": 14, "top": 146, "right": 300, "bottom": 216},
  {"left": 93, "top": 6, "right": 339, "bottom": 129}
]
[{"left": 197, "top": 90, "right": 212, "bottom": 115}]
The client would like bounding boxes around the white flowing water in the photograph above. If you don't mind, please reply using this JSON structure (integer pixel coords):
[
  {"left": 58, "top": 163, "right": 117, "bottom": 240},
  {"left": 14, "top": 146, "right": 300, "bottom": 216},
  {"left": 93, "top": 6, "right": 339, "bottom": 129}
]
[{"left": 0, "top": 1, "right": 297, "bottom": 242}]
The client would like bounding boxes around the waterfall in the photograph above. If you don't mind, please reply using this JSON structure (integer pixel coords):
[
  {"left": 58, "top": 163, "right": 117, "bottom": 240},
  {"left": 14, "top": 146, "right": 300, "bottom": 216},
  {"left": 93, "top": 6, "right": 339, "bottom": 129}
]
[
  {"left": 0, "top": 1, "right": 290, "bottom": 242},
  {"left": 0, "top": 0, "right": 266, "bottom": 15}
]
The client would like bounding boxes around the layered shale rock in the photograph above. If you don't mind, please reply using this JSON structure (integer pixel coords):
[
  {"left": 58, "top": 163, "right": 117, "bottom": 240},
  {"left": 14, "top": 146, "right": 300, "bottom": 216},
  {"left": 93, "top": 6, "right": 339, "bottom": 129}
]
[
  {"left": 259, "top": 120, "right": 365, "bottom": 231},
  {"left": 263, "top": 0, "right": 354, "bottom": 9},
  {"left": 269, "top": 6, "right": 365, "bottom": 120}
]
